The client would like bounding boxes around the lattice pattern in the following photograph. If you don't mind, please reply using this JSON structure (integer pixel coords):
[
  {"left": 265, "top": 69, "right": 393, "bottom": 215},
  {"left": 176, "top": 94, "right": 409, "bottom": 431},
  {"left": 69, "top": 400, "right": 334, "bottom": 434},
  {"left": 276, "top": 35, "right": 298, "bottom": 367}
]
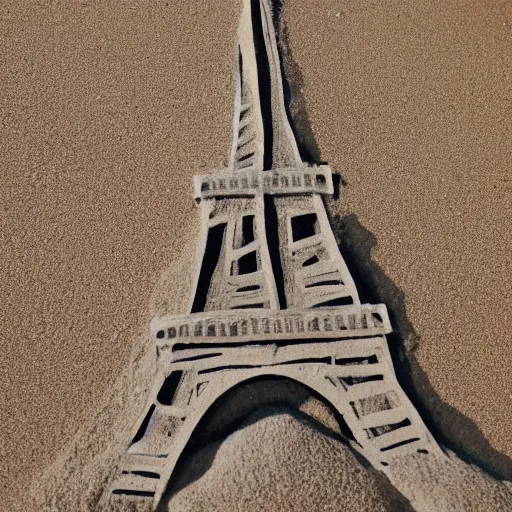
[
  {"left": 228, "top": 1, "right": 264, "bottom": 173},
  {"left": 189, "top": 198, "right": 278, "bottom": 312},
  {"left": 230, "top": 54, "right": 262, "bottom": 172},
  {"left": 274, "top": 194, "right": 360, "bottom": 309},
  {"left": 193, "top": 165, "right": 334, "bottom": 199},
  {"left": 106, "top": 337, "right": 441, "bottom": 504}
]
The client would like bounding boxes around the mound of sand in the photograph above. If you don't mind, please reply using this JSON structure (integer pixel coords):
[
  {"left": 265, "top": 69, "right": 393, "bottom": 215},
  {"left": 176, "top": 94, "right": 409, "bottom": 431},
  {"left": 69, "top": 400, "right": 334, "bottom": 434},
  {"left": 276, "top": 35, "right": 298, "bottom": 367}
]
[
  {"left": 165, "top": 410, "right": 512, "bottom": 512},
  {"left": 165, "top": 409, "right": 412, "bottom": 512}
]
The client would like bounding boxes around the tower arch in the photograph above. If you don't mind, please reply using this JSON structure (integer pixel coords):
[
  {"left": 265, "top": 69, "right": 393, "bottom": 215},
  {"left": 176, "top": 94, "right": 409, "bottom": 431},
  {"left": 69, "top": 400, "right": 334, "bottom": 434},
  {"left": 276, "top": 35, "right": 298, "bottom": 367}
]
[
  {"left": 156, "top": 373, "right": 358, "bottom": 504},
  {"left": 107, "top": 336, "right": 440, "bottom": 509}
]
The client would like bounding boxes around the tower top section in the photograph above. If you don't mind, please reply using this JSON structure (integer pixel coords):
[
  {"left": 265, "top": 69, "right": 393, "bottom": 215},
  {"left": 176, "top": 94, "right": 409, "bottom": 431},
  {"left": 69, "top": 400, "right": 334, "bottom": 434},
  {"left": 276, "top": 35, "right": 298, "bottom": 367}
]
[{"left": 229, "top": 0, "right": 302, "bottom": 172}]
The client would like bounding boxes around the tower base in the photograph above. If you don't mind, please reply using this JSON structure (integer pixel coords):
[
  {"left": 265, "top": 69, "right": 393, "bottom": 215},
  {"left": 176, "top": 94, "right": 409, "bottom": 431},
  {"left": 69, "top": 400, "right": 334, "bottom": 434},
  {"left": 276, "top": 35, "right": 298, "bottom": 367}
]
[{"left": 102, "top": 307, "right": 442, "bottom": 510}]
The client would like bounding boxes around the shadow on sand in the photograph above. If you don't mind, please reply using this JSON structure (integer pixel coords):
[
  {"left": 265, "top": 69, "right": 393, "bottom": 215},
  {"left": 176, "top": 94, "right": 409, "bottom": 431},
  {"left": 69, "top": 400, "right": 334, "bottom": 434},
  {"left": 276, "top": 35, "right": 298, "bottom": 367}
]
[{"left": 276, "top": 4, "right": 512, "bottom": 482}]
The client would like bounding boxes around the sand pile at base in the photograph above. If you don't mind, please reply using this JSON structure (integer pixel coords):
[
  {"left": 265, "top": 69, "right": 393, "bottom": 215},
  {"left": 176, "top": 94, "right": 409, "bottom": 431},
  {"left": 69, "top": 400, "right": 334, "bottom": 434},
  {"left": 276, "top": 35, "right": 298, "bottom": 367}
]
[
  {"left": 159, "top": 394, "right": 512, "bottom": 512},
  {"left": 164, "top": 409, "right": 412, "bottom": 512}
]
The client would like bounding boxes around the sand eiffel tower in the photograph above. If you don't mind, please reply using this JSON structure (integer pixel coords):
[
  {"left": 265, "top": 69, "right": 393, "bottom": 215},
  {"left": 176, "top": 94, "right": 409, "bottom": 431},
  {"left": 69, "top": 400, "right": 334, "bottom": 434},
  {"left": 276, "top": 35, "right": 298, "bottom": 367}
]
[{"left": 104, "top": 0, "right": 443, "bottom": 509}]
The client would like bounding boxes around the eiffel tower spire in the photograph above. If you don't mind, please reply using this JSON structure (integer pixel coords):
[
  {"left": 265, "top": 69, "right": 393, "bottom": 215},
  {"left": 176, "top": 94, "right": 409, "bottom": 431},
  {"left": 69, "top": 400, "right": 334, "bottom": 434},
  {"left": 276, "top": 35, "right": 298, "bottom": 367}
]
[
  {"left": 192, "top": 0, "right": 359, "bottom": 313},
  {"left": 103, "top": 1, "right": 444, "bottom": 509},
  {"left": 229, "top": 0, "right": 300, "bottom": 172},
  {"left": 229, "top": 1, "right": 264, "bottom": 172}
]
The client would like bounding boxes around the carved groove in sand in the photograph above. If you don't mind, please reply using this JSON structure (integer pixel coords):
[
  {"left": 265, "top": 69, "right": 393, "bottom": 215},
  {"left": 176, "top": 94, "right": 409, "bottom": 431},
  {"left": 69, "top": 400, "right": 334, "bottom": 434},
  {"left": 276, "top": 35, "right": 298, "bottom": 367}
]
[{"left": 104, "top": 0, "right": 443, "bottom": 508}]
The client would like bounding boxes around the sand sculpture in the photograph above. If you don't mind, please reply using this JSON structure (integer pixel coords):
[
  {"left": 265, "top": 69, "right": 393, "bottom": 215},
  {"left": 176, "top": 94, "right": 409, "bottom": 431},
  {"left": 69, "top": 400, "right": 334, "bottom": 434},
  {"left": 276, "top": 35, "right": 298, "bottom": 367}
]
[{"left": 102, "top": 0, "right": 445, "bottom": 508}]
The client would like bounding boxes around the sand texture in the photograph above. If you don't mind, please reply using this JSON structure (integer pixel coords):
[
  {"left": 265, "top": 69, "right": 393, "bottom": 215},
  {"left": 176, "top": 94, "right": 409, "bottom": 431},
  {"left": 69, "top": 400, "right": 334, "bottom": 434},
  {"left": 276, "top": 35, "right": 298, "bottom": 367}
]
[
  {"left": 165, "top": 410, "right": 413, "bottom": 512},
  {"left": 1, "top": 0, "right": 512, "bottom": 511}
]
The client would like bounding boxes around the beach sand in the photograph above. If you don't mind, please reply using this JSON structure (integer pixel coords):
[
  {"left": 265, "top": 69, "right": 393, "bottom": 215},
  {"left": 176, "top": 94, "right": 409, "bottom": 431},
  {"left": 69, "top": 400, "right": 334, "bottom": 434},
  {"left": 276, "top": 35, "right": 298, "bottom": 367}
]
[{"left": 1, "top": 0, "right": 512, "bottom": 511}]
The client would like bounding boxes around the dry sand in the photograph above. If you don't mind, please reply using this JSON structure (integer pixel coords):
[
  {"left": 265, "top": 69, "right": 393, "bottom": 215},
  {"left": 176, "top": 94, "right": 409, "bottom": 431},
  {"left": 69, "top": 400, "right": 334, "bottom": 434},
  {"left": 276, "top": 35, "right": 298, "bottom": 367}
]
[
  {"left": 1, "top": 0, "right": 512, "bottom": 511},
  {"left": 165, "top": 409, "right": 413, "bottom": 511}
]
